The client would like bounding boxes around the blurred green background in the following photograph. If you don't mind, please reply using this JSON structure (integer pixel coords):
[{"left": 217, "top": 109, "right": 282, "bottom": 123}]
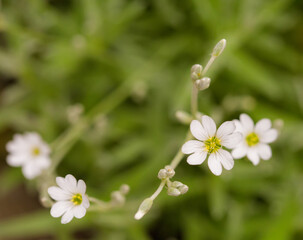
[{"left": 0, "top": 0, "right": 303, "bottom": 239}]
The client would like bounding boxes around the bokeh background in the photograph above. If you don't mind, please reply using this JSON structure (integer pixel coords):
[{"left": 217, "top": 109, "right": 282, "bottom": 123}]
[{"left": 0, "top": 0, "right": 303, "bottom": 239}]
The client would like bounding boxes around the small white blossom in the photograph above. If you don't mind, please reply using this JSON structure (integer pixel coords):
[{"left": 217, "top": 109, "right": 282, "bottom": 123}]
[
  {"left": 48, "top": 174, "right": 90, "bottom": 224},
  {"left": 231, "top": 114, "right": 278, "bottom": 165},
  {"left": 182, "top": 116, "right": 242, "bottom": 175},
  {"left": 6, "top": 132, "right": 51, "bottom": 179}
]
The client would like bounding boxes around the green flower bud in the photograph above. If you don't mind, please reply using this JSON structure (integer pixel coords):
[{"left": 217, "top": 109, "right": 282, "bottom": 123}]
[{"left": 135, "top": 198, "right": 153, "bottom": 220}]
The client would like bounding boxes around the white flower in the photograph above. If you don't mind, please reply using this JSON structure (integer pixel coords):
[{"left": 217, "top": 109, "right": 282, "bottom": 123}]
[
  {"left": 182, "top": 116, "right": 242, "bottom": 175},
  {"left": 6, "top": 132, "right": 51, "bottom": 179},
  {"left": 231, "top": 113, "right": 278, "bottom": 165},
  {"left": 48, "top": 174, "right": 90, "bottom": 224}
]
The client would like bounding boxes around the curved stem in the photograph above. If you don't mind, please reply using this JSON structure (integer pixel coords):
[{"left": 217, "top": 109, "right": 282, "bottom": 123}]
[
  {"left": 171, "top": 131, "right": 192, "bottom": 169},
  {"left": 202, "top": 56, "right": 216, "bottom": 75},
  {"left": 88, "top": 196, "right": 112, "bottom": 211},
  {"left": 150, "top": 180, "right": 166, "bottom": 200},
  {"left": 49, "top": 82, "right": 130, "bottom": 171}
]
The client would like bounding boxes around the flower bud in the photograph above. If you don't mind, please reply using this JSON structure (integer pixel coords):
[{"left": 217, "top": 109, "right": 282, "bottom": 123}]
[
  {"left": 164, "top": 165, "right": 175, "bottom": 178},
  {"left": 175, "top": 110, "right": 192, "bottom": 124},
  {"left": 40, "top": 196, "right": 53, "bottom": 208},
  {"left": 170, "top": 181, "right": 189, "bottom": 195},
  {"left": 195, "top": 77, "right": 211, "bottom": 91},
  {"left": 190, "top": 64, "right": 203, "bottom": 80},
  {"left": 67, "top": 104, "right": 84, "bottom": 124},
  {"left": 135, "top": 198, "right": 153, "bottom": 220},
  {"left": 212, "top": 39, "right": 226, "bottom": 57},
  {"left": 179, "top": 184, "right": 189, "bottom": 194},
  {"left": 111, "top": 191, "right": 125, "bottom": 206},
  {"left": 273, "top": 119, "right": 284, "bottom": 132},
  {"left": 191, "top": 64, "right": 203, "bottom": 74},
  {"left": 120, "top": 184, "right": 130, "bottom": 195},
  {"left": 158, "top": 169, "right": 167, "bottom": 179},
  {"left": 171, "top": 181, "right": 183, "bottom": 188},
  {"left": 167, "top": 187, "right": 181, "bottom": 197}
]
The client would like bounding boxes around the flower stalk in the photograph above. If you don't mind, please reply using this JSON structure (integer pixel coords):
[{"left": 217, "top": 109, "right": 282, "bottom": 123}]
[{"left": 134, "top": 39, "right": 227, "bottom": 220}]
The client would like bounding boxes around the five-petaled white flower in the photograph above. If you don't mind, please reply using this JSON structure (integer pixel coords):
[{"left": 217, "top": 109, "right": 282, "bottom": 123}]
[
  {"left": 48, "top": 174, "right": 90, "bottom": 224},
  {"left": 6, "top": 132, "right": 51, "bottom": 179},
  {"left": 231, "top": 113, "right": 278, "bottom": 165},
  {"left": 182, "top": 116, "right": 242, "bottom": 175}
]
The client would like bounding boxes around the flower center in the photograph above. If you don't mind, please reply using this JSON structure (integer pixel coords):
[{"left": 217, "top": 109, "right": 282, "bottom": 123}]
[
  {"left": 246, "top": 132, "right": 259, "bottom": 146},
  {"left": 32, "top": 147, "right": 41, "bottom": 156},
  {"left": 204, "top": 137, "right": 221, "bottom": 154},
  {"left": 71, "top": 193, "right": 82, "bottom": 205}
]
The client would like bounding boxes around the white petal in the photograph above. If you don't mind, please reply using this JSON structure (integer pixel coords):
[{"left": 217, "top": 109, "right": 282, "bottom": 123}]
[
  {"left": 35, "top": 157, "right": 51, "bottom": 169},
  {"left": 65, "top": 174, "right": 77, "bottom": 185},
  {"left": 22, "top": 162, "right": 41, "bottom": 179},
  {"left": 181, "top": 140, "right": 204, "bottom": 154},
  {"left": 77, "top": 180, "right": 86, "bottom": 194},
  {"left": 201, "top": 115, "right": 216, "bottom": 138},
  {"left": 61, "top": 209, "right": 74, "bottom": 224},
  {"left": 50, "top": 201, "right": 72, "bottom": 218},
  {"left": 259, "top": 129, "right": 278, "bottom": 143},
  {"left": 190, "top": 120, "right": 208, "bottom": 141},
  {"left": 6, "top": 154, "right": 28, "bottom": 167},
  {"left": 232, "top": 144, "right": 248, "bottom": 159},
  {"left": 39, "top": 143, "right": 51, "bottom": 156},
  {"left": 216, "top": 121, "right": 235, "bottom": 139},
  {"left": 247, "top": 148, "right": 260, "bottom": 165},
  {"left": 48, "top": 187, "right": 72, "bottom": 201},
  {"left": 187, "top": 151, "right": 207, "bottom": 165},
  {"left": 56, "top": 175, "right": 77, "bottom": 194},
  {"left": 240, "top": 114, "right": 254, "bottom": 132},
  {"left": 255, "top": 119, "right": 271, "bottom": 134},
  {"left": 73, "top": 205, "right": 87, "bottom": 219},
  {"left": 217, "top": 149, "right": 234, "bottom": 170},
  {"left": 257, "top": 144, "right": 272, "bottom": 160},
  {"left": 6, "top": 135, "right": 28, "bottom": 153},
  {"left": 221, "top": 132, "right": 243, "bottom": 149},
  {"left": 25, "top": 132, "right": 42, "bottom": 144},
  {"left": 233, "top": 120, "right": 244, "bottom": 133},
  {"left": 208, "top": 153, "right": 222, "bottom": 176},
  {"left": 82, "top": 195, "right": 90, "bottom": 208}
]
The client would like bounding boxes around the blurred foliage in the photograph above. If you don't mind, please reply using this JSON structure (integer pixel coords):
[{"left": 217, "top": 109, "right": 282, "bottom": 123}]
[{"left": 0, "top": 0, "right": 303, "bottom": 239}]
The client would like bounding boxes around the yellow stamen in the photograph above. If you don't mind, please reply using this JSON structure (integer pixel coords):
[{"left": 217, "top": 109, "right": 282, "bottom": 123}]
[
  {"left": 204, "top": 137, "right": 221, "bottom": 154},
  {"left": 246, "top": 132, "right": 259, "bottom": 146},
  {"left": 71, "top": 193, "right": 82, "bottom": 205},
  {"left": 32, "top": 147, "right": 40, "bottom": 156}
]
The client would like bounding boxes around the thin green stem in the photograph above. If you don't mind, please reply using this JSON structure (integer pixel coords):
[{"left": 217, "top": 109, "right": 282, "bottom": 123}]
[
  {"left": 191, "top": 85, "right": 198, "bottom": 118},
  {"left": 150, "top": 180, "right": 166, "bottom": 200},
  {"left": 170, "top": 131, "right": 193, "bottom": 169},
  {"left": 202, "top": 56, "right": 216, "bottom": 75}
]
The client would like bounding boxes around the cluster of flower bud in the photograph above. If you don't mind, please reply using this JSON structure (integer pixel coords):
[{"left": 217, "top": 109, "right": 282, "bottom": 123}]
[
  {"left": 190, "top": 64, "right": 211, "bottom": 91},
  {"left": 158, "top": 165, "right": 175, "bottom": 180},
  {"left": 167, "top": 181, "right": 189, "bottom": 197}
]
